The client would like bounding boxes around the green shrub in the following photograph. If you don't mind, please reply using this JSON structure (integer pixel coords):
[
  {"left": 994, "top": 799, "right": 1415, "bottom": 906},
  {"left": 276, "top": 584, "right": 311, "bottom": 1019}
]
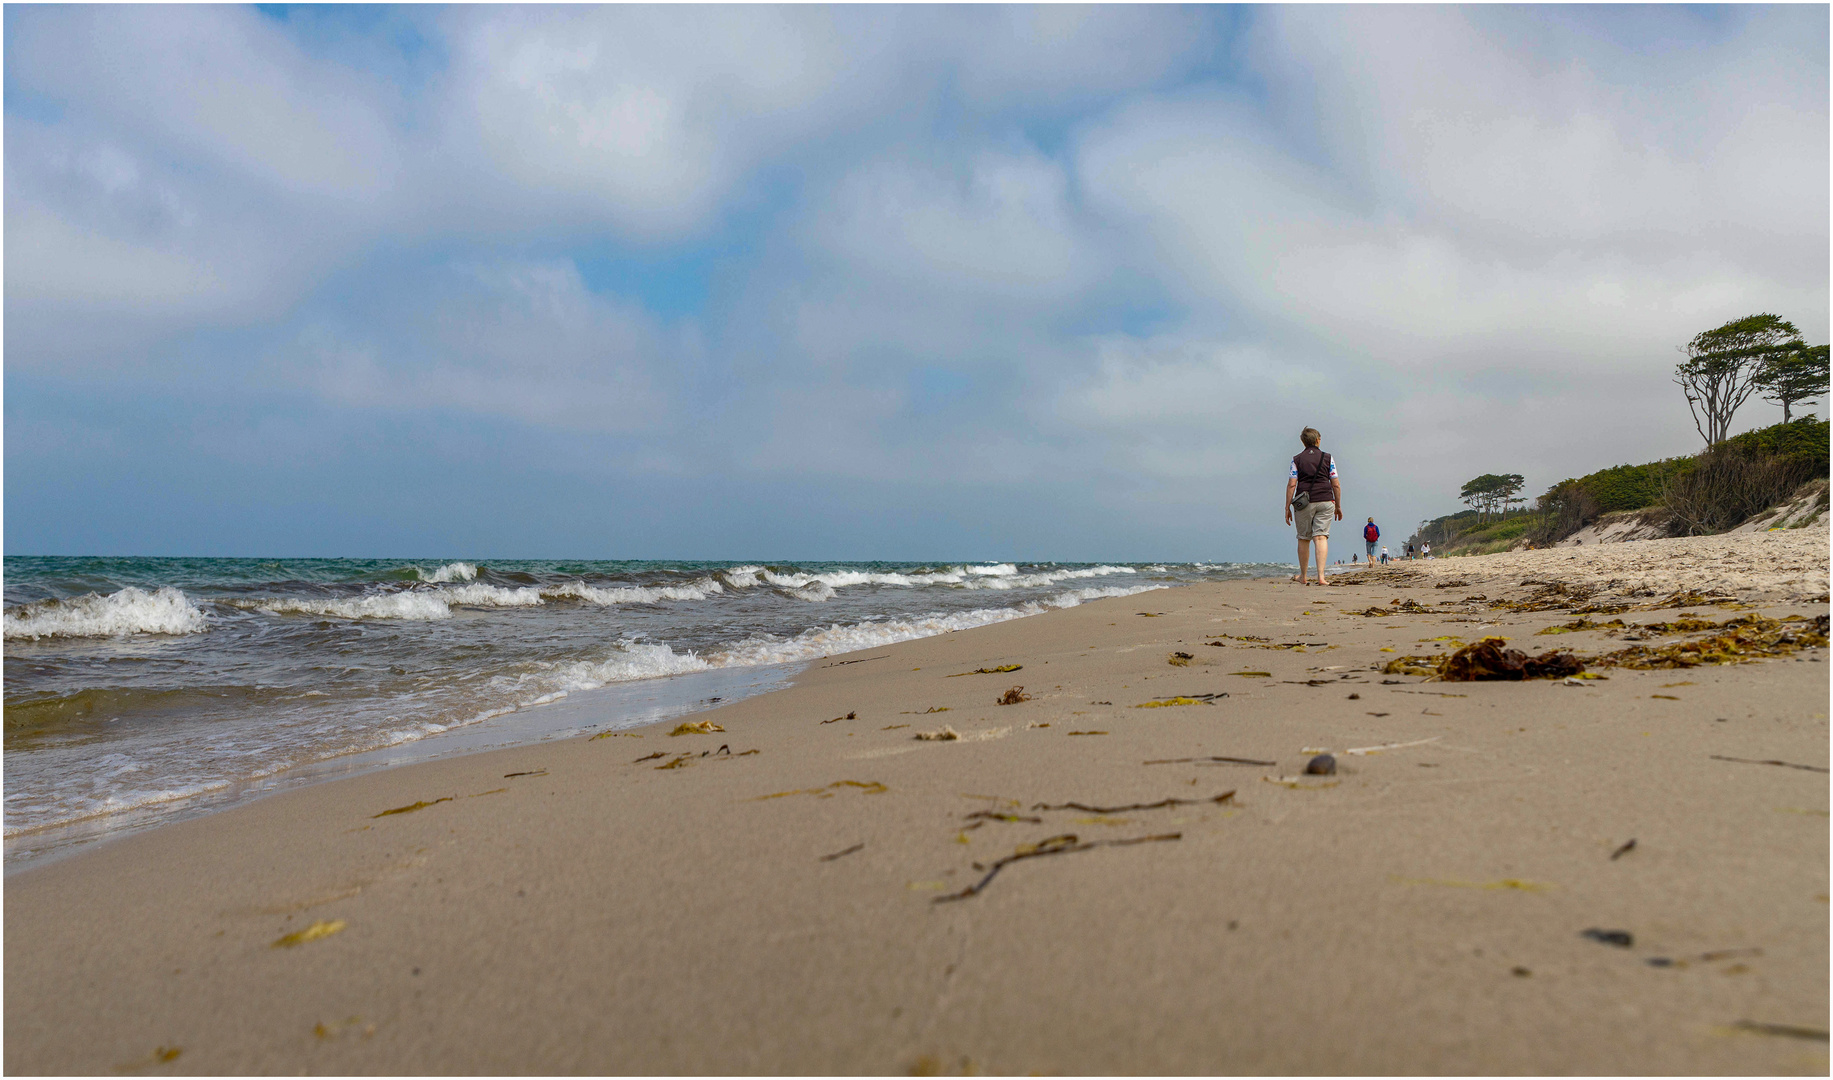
[{"left": 1722, "top": 417, "right": 1829, "bottom": 461}]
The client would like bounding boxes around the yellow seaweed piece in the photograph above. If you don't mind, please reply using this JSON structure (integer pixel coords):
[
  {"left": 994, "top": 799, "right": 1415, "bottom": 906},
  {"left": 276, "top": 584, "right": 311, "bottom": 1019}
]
[
  {"left": 272, "top": 919, "right": 347, "bottom": 948},
  {"left": 656, "top": 756, "right": 693, "bottom": 769},
  {"left": 1651, "top": 694, "right": 1681, "bottom": 700},
  {"left": 589, "top": 730, "right": 641, "bottom": 740},
  {"left": 1135, "top": 697, "right": 1203, "bottom": 708},
  {"left": 1661, "top": 681, "right": 1696, "bottom": 687},
  {"left": 755, "top": 780, "right": 887, "bottom": 800},
  {"left": 946, "top": 664, "right": 1022, "bottom": 677},
  {"left": 1230, "top": 671, "right": 1272, "bottom": 678},
  {"left": 373, "top": 798, "right": 451, "bottom": 818},
  {"left": 669, "top": 720, "right": 725, "bottom": 736}
]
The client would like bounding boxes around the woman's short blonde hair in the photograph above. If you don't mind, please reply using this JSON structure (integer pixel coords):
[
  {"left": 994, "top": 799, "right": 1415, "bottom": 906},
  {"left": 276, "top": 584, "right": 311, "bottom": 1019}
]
[{"left": 1300, "top": 427, "right": 1321, "bottom": 447}]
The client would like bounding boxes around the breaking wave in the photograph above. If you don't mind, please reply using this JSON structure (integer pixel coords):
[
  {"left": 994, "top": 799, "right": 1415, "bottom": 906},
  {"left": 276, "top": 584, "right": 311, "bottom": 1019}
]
[
  {"left": 522, "top": 582, "right": 1173, "bottom": 695},
  {"left": 3, "top": 587, "right": 209, "bottom": 641},
  {"left": 417, "top": 562, "right": 478, "bottom": 583},
  {"left": 442, "top": 584, "right": 545, "bottom": 607},
  {"left": 540, "top": 578, "right": 725, "bottom": 605},
  {"left": 241, "top": 593, "right": 455, "bottom": 622}
]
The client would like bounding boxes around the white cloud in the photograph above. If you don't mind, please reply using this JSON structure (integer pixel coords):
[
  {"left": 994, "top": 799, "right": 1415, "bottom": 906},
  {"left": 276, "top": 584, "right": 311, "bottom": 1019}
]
[
  {"left": 287, "top": 259, "right": 683, "bottom": 435},
  {"left": 7, "top": 6, "right": 400, "bottom": 195},
  {"left": 1076, "top": 6, "right": 1828, "bottom": 374}
]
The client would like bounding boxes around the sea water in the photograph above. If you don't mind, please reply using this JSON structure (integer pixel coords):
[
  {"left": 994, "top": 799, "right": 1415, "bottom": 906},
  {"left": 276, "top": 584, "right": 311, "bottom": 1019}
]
[{"left": 4, "top": 557, "right": 1286, "bottom": 866}]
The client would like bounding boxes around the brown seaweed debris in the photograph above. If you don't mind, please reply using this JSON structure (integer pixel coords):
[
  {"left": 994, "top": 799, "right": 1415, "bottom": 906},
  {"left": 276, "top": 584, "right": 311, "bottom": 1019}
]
[
  {"left": 1359, "top": 599, "right": 1431, "bottom": 616},
  {"left": 1489, "top": 581, "right": 1599, "bottom": 613},
  {"left": 934, "top": 832, "right": 1182, "bottom": 902},
  {"left": 914, "top": 725, "right": 961, "bottom": 741},
  {"left": 1143, "top": 755, "right": 1275, "bottom": 766},
  {"left": 1439, "top": 638, "right": 1585, "bottom": 681},
  {"left": 996, "top": 686, "right": 1031, "bottom": 705},
  {"left": 1168, "top": 651, "right": 1194, "bottom": 666},
  {"left": 1031, "top": 791, "right": 1234, "bottom": 813},
  {"left": 819, "top": 842, "right": 865, "bottom": 862},
  {"left": 1729, "top": 1020, "right": 1829, "bottom": 1041},
  {"left": 1536, "top": 618, "right": 1629, "bottom": 635},
  {"left": 962, "top": 810, "right": 1044, "bottom": 827},
  {"left": 1710, "top": 754, "right": 1830, "bottom": 774},
  {"left": 1585, "top": 614, "right": 1827, "bottom": 670},
  {"left": 820, "top": 711, "right": 858, "bottom": 724}
]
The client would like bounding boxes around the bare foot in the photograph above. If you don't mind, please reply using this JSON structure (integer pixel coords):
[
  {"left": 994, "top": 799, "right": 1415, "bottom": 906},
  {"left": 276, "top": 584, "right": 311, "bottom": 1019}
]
[
  {"left": 1315, "top": 576, "right": 1330, "bottom": 585},
  {"left": 1290, "top": 574, "right": 1305, "bottom": 584}
]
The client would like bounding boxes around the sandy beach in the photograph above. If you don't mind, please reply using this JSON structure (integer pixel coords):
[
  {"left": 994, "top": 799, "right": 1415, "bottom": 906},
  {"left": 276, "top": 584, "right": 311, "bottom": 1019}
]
[{"left": 6, "top": 530, "right": 1828, "bottom": 1075}]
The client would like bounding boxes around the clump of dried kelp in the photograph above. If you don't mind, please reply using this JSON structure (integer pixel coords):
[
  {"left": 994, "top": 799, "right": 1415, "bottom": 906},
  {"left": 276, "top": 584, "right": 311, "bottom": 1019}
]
[
  {"left": 1383, "top": 637, "right": 1583, "bottom": 681},
  {"left": 1359, "top": 598, "right": 1431, "bottom": 616}
]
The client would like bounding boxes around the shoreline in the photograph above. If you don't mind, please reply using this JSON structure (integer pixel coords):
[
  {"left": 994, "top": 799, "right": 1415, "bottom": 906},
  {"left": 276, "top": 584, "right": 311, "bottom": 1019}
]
[
  {"left": 2, "top": 661, "right": 807, "bottom": 874},
  {"left": 3, "top": 561, "right": 1242, "bottom": 868},
  {"left": 7, "top": 530, "right": 1826, "bottom": 1074}
]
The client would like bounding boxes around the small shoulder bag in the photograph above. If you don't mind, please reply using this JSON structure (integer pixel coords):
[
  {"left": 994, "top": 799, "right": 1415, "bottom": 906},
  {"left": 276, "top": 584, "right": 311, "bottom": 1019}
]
[{"left": 1291, "top": 450, "right": 1327, "bottom": 512}]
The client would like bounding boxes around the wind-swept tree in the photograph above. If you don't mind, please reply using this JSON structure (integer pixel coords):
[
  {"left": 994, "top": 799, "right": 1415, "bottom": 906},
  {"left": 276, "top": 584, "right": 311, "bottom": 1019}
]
[
  {"left": 1459, "top": 473, "right": 1525, "bottom": 523},
  {"left": 1675, "top": 314, "right": 1800, "bottom": 446},
  {"left": 1754, "top": 342, "right": 1829, "bottom": 424}
]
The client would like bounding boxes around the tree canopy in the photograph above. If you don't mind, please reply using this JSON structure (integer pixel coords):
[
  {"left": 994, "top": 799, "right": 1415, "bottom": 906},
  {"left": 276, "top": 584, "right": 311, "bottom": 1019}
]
[
  {"left": 1459, "top": 473, "right": 1524, "bottom": 522},
  {"left": 1674, "top": 313, "right": 1800, "bottom": 446},
  {"left": 1754, "top": 342, "right": 1829, "bottom": 424}
]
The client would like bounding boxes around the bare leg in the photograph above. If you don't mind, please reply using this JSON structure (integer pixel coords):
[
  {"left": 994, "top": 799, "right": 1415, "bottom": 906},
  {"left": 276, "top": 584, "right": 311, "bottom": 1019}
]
[
  {"left": 1294, "top": 539, "right": 1311, "bottom": 583},
  {"left": 1314, "top": 536, "right": 1330, "bottom": 584}
]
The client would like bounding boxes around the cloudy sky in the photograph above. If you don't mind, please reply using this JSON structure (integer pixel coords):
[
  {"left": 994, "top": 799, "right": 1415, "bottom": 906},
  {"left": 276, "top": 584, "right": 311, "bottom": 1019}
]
[{"left": 6, "top": 5, "right": 1827, "bottom": 561}]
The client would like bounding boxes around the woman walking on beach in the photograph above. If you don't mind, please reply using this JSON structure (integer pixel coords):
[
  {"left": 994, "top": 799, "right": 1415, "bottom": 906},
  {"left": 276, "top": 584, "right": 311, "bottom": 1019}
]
[{"left": 1284, "top": 427, "right": 1342, "bottom": 585}]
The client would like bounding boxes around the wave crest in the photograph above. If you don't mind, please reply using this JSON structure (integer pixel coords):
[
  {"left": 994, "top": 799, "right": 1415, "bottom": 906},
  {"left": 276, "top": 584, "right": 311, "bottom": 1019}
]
[
  {"left": 242, "top": 593, "right": 454, "bottom": 621},
  {"left": 418, "top": 562, "right": 478, "bottom": 583},
  {"left": 3, "top": 587, "right": 209, "bottom": 641},
  {"left": 541, "top": 578, "right": 724, "bottom": 605},
  {"left": 442, "top": 584, "right": 545, "bottom": 607}
]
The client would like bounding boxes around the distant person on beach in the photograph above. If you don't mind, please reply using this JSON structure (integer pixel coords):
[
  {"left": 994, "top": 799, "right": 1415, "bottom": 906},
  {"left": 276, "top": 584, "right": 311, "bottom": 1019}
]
[
  {"left": 1363, "top": 517, "right": 1380, "bottom": 563},
  {"left": 1423, "top": 541, "right": 1432, "bottom": 559},
  {"left": 1284, "top": 426, "right": 1342, "bottom": 585},
  {"left": 1380, "top": 546, "right": 1390, "bottom": 564}
]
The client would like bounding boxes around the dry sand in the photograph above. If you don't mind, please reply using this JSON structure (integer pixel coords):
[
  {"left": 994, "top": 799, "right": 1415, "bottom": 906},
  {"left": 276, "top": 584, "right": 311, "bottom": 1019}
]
[{"left": 7, "top": 530, "right": 1829, "bottom": 1075}]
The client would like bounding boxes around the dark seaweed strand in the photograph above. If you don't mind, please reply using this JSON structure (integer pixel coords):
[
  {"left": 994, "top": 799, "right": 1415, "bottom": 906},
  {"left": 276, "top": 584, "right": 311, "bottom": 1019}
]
[{"left": 1030, "top": 791, "right": 1235, "bottom": 814}]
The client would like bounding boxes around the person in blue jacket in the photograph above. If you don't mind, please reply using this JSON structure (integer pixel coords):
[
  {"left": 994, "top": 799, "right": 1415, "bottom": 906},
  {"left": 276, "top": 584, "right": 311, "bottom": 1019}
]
[{"left": 1363, "top": 518, "right": 1380, "bottom": 563}]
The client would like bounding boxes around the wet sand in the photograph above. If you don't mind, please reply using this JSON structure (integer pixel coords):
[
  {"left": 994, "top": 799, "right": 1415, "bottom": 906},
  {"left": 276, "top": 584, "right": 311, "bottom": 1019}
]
[{"left": 7, "top": 531, "right": 1829, "bottom": 1075}]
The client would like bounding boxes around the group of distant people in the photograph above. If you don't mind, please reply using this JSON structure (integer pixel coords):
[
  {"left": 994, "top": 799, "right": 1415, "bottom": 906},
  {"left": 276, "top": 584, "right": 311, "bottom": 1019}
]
[{"left": 1283, "top": 427, "right": 1427, "bottom": 584}]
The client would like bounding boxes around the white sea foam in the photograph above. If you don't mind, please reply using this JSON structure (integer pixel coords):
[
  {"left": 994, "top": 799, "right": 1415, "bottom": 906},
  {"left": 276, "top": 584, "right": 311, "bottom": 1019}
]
[
  {"left": 457, "top": 583, "right": 1171, "bottom": 709},
  {"left": 418, "top": 562, "right": 478, "bottom": 583},
  {"left": 245, "top": 592, "right": 454, "bottom": 621},
  {"left": 716, "top": 563, "right": 1135, "bottom": 596},
  {"left": 441, "top": 583, "right": 545, "bottom": 607},
  {"left": 541, "top": 578, "right": 725, "bottom": 605},
  {"left": 2, "top": 587, "right": 210, "bottom": 641}
]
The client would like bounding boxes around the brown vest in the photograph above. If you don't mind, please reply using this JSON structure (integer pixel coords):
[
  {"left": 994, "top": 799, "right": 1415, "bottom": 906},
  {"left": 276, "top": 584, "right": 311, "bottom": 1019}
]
[{"left": 1293, "top": 448, "right": 1334, "bottom": 503}]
